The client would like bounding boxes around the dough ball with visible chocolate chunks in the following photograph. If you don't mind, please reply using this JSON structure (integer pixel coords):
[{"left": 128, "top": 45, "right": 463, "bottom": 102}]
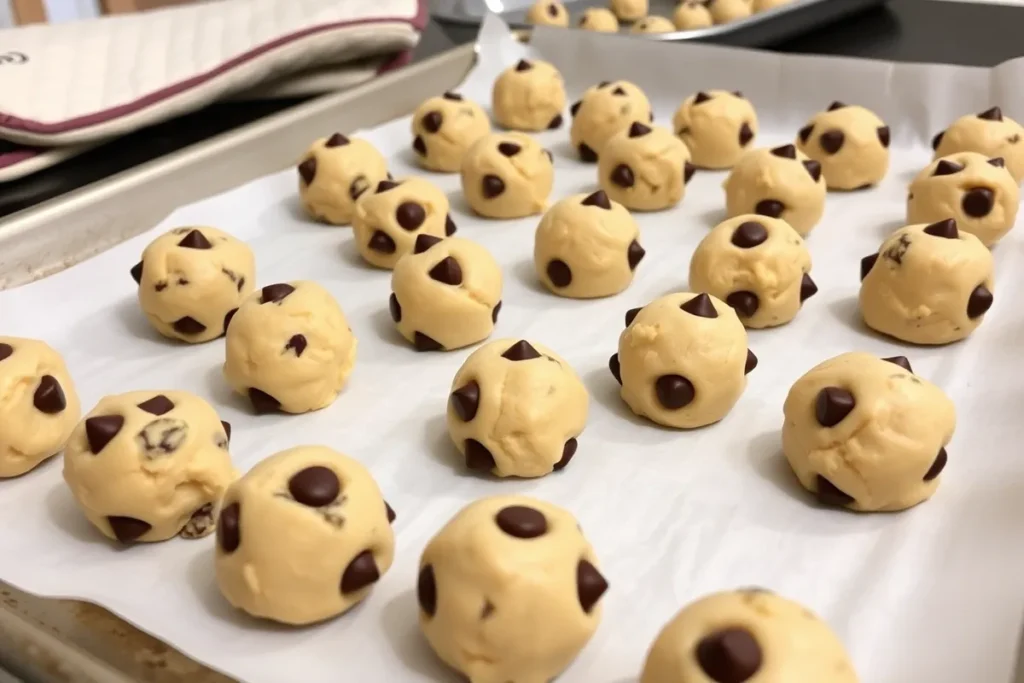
[
  {"left": 689, "top": 215, "right": 815, "bottom": 329},
  {"left": 534, "top": 191, "right": 643, "bottom": 298},
  {"left": 352, "top": 177, "right": 454, "bottom": 269},
  {"left": 461, "top": 132, "right": 554, "bottom": 219},
  {"left": 673, "top": 90, "right": 758, "bottom": 169},
  {"left": 672, "top": 1, "right": 712, "bottom": 29},
  {"left": 570, "top": 80, "right": 653, "bottom": 162},
  {"left": 526, "top": 0, "right": 569, "bottom": 25},
  {"left": 447, "top": 339, "right": 589, "bottom": 478},
  {"left": 723, "top": 144, "right": 826, "bottom": 236},
  {"left": 783, "top": 352, "right": 956, "bottom": 512},
  {"left": 215, "top": 446, "right": 395, "bottom": 625},
  {"left": 492, "top": 59, "right": 567, "bottom": 132},
  {"left": 297, "top": 133, "right": 389, "bottom": 225},
  {"left": 795, "top": 102, "right": 890, "bottom": 190},
  {"left": 224, "top": 281, "right": 357, "bottom": 413},
  {"left": 577, "top": 7, "right": 620, "bottom": 31},
  {"left": 613, "top": 292, "right": 753, "bottom": 429},
  {"left": 859, "top": 220, "right": 993, "bottom": 344},
  {"left": 63, "top": 391, "right": 236, "bottom": 543},
  {"left": 598, "top": 122, "right": 694, "bottom": 211},
  {"left": 611, "top": 0, "right": 648, "bottom": 21},
  {"left": 907, "top": 152, "right": 1019, "bottom": 247},
  {"left": 390, "top": 236, "right": 503, "bottom": 351},
  {"left": 133, "top": 226, "right": 255, "bottom": 344},
  {"left": 411, "top": 93, "right": 491, "bottom": 173},
  {"left": 630, "top": 15, "right": 675, "bottom": 33},
  {"left": 0, "top": 338, "right": 80, "bottom": 478},
  {"left": 418, "top": 495, "right": 607, "bottom": 683},
  {"left": 707, "top": 0, "right": 752, "bottom": 24},
  {"left": 641, "top": 589, "right": 857, "bottom": 683},
  {"left": 933, "top": 107, "right": 1024, "bottom": 183}
]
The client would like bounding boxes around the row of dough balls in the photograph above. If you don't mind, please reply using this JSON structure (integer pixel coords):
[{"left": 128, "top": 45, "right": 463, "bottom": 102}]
[{"left": 527, "top": 0, "right": 795, "bottom": 33}]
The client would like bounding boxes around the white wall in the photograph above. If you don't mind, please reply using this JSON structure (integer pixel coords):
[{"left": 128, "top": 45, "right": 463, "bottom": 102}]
[{"left": 0, "top": 1, "right": 13, "bottom": 29}]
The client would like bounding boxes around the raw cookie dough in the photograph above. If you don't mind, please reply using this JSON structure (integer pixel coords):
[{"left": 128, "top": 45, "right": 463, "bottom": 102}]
[
  {"left": 447, "top": 339, "right": 589, "bottom": 477},
  {"left": 723, "top": 144, "right": 826, "bottom": 236},
  {"left": 390, "top": 235, "right": 503, "bottom": 351},
  {"left": 492, "top": 59, "right": 567, "bottom": 132},
  {"left": 578, "top": 6, "right": 620, "bottom": 31},
  {"left": 412, "top": 92, "right": 491, "bottom": 173},
  {"left": 418, "top": 495, "right": 608, "bottom": 683},
  {"left": 297, "top": 133, "right": 389, "bottom": 225},
  {"left": 796, "top": 101, "right": 890, "bottom": 190},
  {"left": 461, "top": 132, "right": 554, "bottom": 219},
  {"left": 526, "top": 0, "right": 569, "bottom": 25},
  {"left": 641, "top": 589, "right": 858, "bottom": 683},
  {"left": 630, "top": 15, "right": 676, "bottom": 33},
  {"left": 933, "top": 106, "right": 1024, "bottom": 183},
  {"left": 132, "top": 226, "right": 256, "bottom": 343},
  {"left": 224, "top": 281, "right": 357, "bottom": 413},
  {"left": 0, "top": 338, "right": 80, "bottom": 478},
  {"left": 598, "top": 122, "right": 694, "bottom": 211},
  {"left": 689, "top": 215, "right": 816, "bottom": 328},
  {"left": 907, "top": 152, "right": 1019, "bottom": 247},
  {"left": 610, "top": 292, "right": 755, "bottom": 429},
  {"left": 611, "top": 0, "right": 648, "bottom": 21},
  {"left": 352, "top": 177, "right": 456, "bottom": 269},
  {"left": 215, "top": 445, "right": 395, "bottom": 625},
  {"left": 707, "top": 0, "right": 752, "bottom": 23},
  {"left": 673, "top": 1, "right": 713, "bottom": 29},
  {"left": 570, "top": 80, "right": 653, "bottom": 161},
  {"left": 673, "top": 90, "right": 758, "bottom": 169},
  {"left": 754, "top": 0, "right": 793, "bottom": 8},
  {"left": 859, "top": 219, "right": 994, "bottom": 344},
  {"left": 63, "top": 391, "right": 236, "bottom": 543},
  {"left": 534, "top": 190, "right": 645, "bottom": 298},
  {"left": 783, "top": 352, "right": 956, "bottom": 511}
]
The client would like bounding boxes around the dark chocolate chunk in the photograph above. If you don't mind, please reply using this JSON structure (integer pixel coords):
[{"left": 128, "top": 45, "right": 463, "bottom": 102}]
[
  {"left": 386, "top": 502, "right": 396, "bottom": 524},
  {"left": 289, "top": 466, "right": 340, "bottom": 507},
  {"left": 570, "top": 101, "right": 582, "bottom": 117},
  {"left": 612, "top": 86, "right": 627, "bottom": 96},
  {"left": 684, "top": 162, "right": 696, "bottom": 183},
  {"left": 218, "top": 502, "right": 241, "bottom": 553},
  {"left": 181, "top": 504, "right": 215, "bottom": 539},
  {"left": 177, "top": 229, "right": 212, "bottom": 250},
  {"left": 680, "top": 292, "right": 719, "bottom": 318},
  {"left": 414, "top": 332, "right": 444, "bottom": 352},
  {"left": 597, "top": 81, "right": 611, "bottom": 88},
  {"left": 745, "top": 350, "right": 758, "bottom": 375},
  {"left": 860, "top": 253, "right": 878, "bottom": 281},
  {"left": 628, "top": 240, "right": 645, "bottom": 270},
  {"left": 933, "top": 159, "right": 963, "bottom": 176},
  {"left": 923, "top": 218, "right": 958, "bottom": 239},
  {"left": 628, "top": 122, "right": 652, "bottom": 138},
  {"left": 137, "top": 394, "right": 174, "bottom": 416},
  {"left": 368, "top": 230, "right": 397, "bottom": 254},
  {"left": 285, "top": 334, "right": 307, "bottom": 357},
  {"left": 0, "top": 344, "right": 11, "bottom": 362},
  {"left": 376, "top": 180, "right": 399, "bottom": 194},
  {"left": 827, "top": 101, "right": 846, "bottom": 111},
  {"left": 547, "top": 259, "right": 572, "bottom": 287},
  {"left": 696, "top": 628, "right": 763, "bottom": 683},
  {"left": 726, "top": 291, "right": 759, "bottom": 318},
  {"left": 548, "top": 114, "right": 563, "bottom": 129},
  {"left": 418, "top": 565, "right": 437, "bottom": 616},
  {"left": 298, "top": 158, "right": 316, "bottom": 184},
  {"left": 396, "top": 202, "right": 426, "bottom": 231},
  {"left": 582, "top": 190, "right": 611, "bottom": 209},
  {"left": 443, "top": 92, "right": 463, "bottom": 101},
  {"left": 819, "top": 129, "right": 845, "bottom": 154},
  {"left": 341, "top": 550, "right": 380, "bottom": 594},
  {"left": 261, "top": 283, "right": 295, "bottom": 304},
  {"left": 413, "top": 135, "right": 427, "bottom": 156},
  {"left": 130, "top": 261, "right": 144, "bottom": 284},
  {"left": 173, "top": 316, "right": 206, "bottom": 336},
  {"left": 738, "top": 122, "right": 754, "bottom": 147},
  {"left": 554, "top": 438, "right": 577, "bottom": 471},
  {"left": 803, "top": 159, "right": 822, "bottom": 182},
  {"left": 389, "top": 293, "right": 402, "bottom": 322},
  {"left": 422, "top": 111, "right": 443, "bottom": 133},
  {"left": 547, "top": 2, "right": 559, "bottom": 16},
  {"left": 978, "top": 106, "right": 1002, "bottom": 122},
  {"left": 815, "top": 387, "right": 855, "bottom": 426},
  {"left": 816, "top": 475, "right": 854, "bottom": 506},
  {"left": 967, "top": 284, "right": 993, "bottom": 319},
  {"left": 754, "top": 199, "right": 784, "bottom": 218},
  {"left": 495, "top": 505, "right": 548, "bottom": 538},
  {"left": 429, "top": 256, "right": 463, "bottom": 285},
  {"left": 502, "top": 340, "right": 541, "bottom": 361},
  {"left": 482, "top": 174, "right": 506, "bottom": 198},
  {"left": 86, "top": 415, "right": 124, "bottom": 454},
  {"left": 221, "top": 420, "right": 232, "bottom": 442},
  {"left": 770, "top": 144, "right": 797, "bottom": 159},
  {"left": 882, "top": 355, "right": 913, "bottom": 373},
  {"left": 515, "top": 59, "right": 532, "bottom": 72},
  {"left": 325, "top": 132, "right": 349, "bottom": 147},
  {"left": 248, "top": 388, "right": 281, "bottom": 414},
  {"left": 931, "top": 130, "right": 944, "bottom": 151},
  {"left": 924, "top": 448, "right": 947, "bottom": 481},
  {"left": 693, "top": 91, "right": 711, "bottom": 105},
  {"left": 108, "top": 516, "right": 151, "bottom": 544},
  {"left": 33, "top": 376, "right": 66, "bottom": 414},
  {"left": 609, "top": 353, "right": 622, "bottom": 385},
  {"left": 625, "top": 307, "right": 642, "bottom": 327},
  {"left": 962, "top": 187, "right": 995, "bottom": 218},
  {"left": 656, "top": 374, "right": 695, "bottom": 409},
  {"left": 465, "top": 439, "right": 496, "bottom": 471},
  {"left": 731, "top": 221, "right": 768, "bottom": 248},
  {"left": 414, "top": 234, "right": 442, "bottom": 253},
  {"left": 450, "top": 381, "right": 480, "bottom": 421},
  {"left": 798, "top": 124, "right": 814, "bottom": 144},
  {"left": 877, "top": 126, "right": 891, "bottom": 148},
  {"left": 497, "top": 142, "right": 521, "bottom": 157},
  {"left": 578, "top": 143, "right": 598, "bottom": 162},
  {"left": 611, "top": 164, "right": 634, "bottom": 188},
  {"left": 445, "top": 214, "right": 457, "bottom": 236},
  {"left": 492, "top": 301, "right": 502, "bottom": 323},
  {"left": 733, "top": 91, "right": 744, "bottom": 98},
  {"left": 988, "top": 157, "right": 1005, "bottom": 168},
  {"left": 800, "top": 273, "right": 818, "bottom": 302},
  {"left": 576, "top": 560, "right": 608, "bottom": 613}
]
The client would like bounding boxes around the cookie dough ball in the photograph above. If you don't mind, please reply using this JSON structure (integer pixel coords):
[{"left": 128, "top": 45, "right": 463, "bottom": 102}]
[
  {"left": 526, "top": 0, "right": 569, "bottom": 25},
  {"left": 598, "top": 122, "right": 694, "bottom": 211},
  {"left": 132, "top": 226, "right": 255, "bottom": 343},
  {"left": 534, "top": 190, "right": 644, "bottom": 298},
  {"left": 412, "top": 92, "right": 491, "bottom": 173},
  {"left": 673, "top": 90, "right": 758, "bottom": 169},
  {"left": 754, "top": 0, "right": 794, "bottom": 9},
  {"left": 578, "top": 7, "right": 620, "bottom": 31},
  {"left": 689, "top": 215, "right": 816, "bottom": 328},
  {"left": 611, "top": 0, "right": 648, "bottom": 21},
  {"left": 390, "top": 235, "right": 503, "bottom": 351},
  {"left": 631, "top": 15, "right": 676, "bottom": 33},
  {"left": 224, "top": 281, "right": 357, "bottom": 414},
  {"left": 352, "top": 177, "right": 456, "bottom": 269},
  {"left": 461, "top": 132, "right": 554, "bottom": 219},
  {"left": 673, "top": 1, "right": 713, "bottom": 29},
  {"left": 0, "top": 338, "right": 80, "bottom": 478},
  {"left": 933, "top": 107, "right": 1024, "bottom": 183},
  {"left": 796, "top": 101, "right": 890, "bottom": 190},
  {"left": 707, "top": 0, "right": 752, "bottom": 23},
  {"left": 418, "top": 495, "right": 608, "bottom": 683},
  {"left": 783, "top": 352, "right": 956, "bottom": 512},
  {"left": 570, "top": 80, "right": 653, "bottom": 162},
  {"left": 907, "top": 152, "right": 1019, "bottom": 247},
  {"left": 63, "top": 391, "right": 236, "bottom": 543},
  {"left": 640, "top": 589, "right": 858, "bottom": 683},
  {"left": 859, "top": 219, "right": 994, "bottom": 345},
  {"left": 610, "top": 292, "right": 754, "bottom": 429},
  {"left": 723, "top": 144, "right": 826, "bottom": 237},
  {"left": 492, "top": 59, "right": 567, "bottom": 132},
  {"left": 297, "top": 133, "right": 389, "bottom": 225}
]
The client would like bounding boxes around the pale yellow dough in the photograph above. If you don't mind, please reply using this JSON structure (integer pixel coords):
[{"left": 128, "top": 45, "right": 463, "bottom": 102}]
[
  {"left": 412, "top": 93, "right": 491, "bottom": 173},
  {"left": 783, "top": 352, "right": 956, "bottom": 512},
  {"left": 352, "top": 177, "right": 454, "bottom": 269},
  {"left": 418, "top": 495, "right": 608, "bottom": 683},
  {"left": 630, "top": 15, "right": 675, "bottom": 32},
  {"left": 0, "top": 338, "right": 80, "bottom": 478},
  {"left": 224, "top": 281, "right": 357, "bottom": 413},
  {"left": 933, "top": 107, "right": 1024, "bottom": 183},
  {"left": 578, "top": 7, "right": 620, "bottom": 31},
  {"left": 534, "top": 190, "right": 643, "bottom": 298},
  {"left": 723, "top": 144, "right": 826, "bottom": 236},
  {"left": 859, "top": 220, "right": 994, "bottom": 345},
  {"left": 907, "top": 151, "right": 1019, "bottom": 247},
  {"left": 492, "top": 59, "right": 566, "bottom": 132},
  {"left": 447, "top": 339, "right": 589, "bottom": 478},
  {"left": 641, "top": 589, "right": 859, "bottom": 683},
  {"left": 754, "top": 0, "right": 794, "bottom": 10},
  {"left": 673, "top": 90, "right": 758, "bottom": 169},
  {"left": 796, "top": 102, "right": 890, "bottom": 190},
  {"left": 612, "top": 292, "right": 752, "bottom": 429},
  {"left": 297, "top": 134, "right": 389, "bottom": 225},
  {"left": 672, "top": 1, "right": 713, "bottom": 29},
  {"left": 611, "top": 0, "right": 648, "bottom": 20},
  {"left": 598, "top": 122, "right": 693, "bottom": 211},
  {"left": 570, "top": 80, "right": 653, "bottom": 161},
  {"left": 215, "top": 446, "right": 395, "bottom": 625},
  {"left": 63, "top": 390, "right": 236, "bottom": 543},
  {"left": 461, "top": 132, "right": 554, "bottom": 219},
  {"left": 526, "top": 0, "right": 569, "bottom": 25},
  {"left": 134, "top": 226, "right": 255, "bottom": 343},
  {"left": 708, "top": 0, "right": 752, "bottom": 23},
  {"left": 689, "top": 215, "right": 815, "bottom": 328},
  {"left": 390, "top": 236, "right": 503, "bottom": 351}
]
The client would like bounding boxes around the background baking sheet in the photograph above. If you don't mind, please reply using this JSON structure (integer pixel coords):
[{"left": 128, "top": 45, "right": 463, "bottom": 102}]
[{"left": 2, "top": 15, "right": 1024, "bottom": 683}]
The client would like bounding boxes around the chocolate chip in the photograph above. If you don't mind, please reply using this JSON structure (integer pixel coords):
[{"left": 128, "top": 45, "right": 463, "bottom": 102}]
[
  {"left": 325, "top": 132, "right": 349, "bottom": 147},
  {"left": 877, "top": 126, "right": 891, "bottom": 148},
  {"left": 351, "top": 177, "right": 370, "bottom": 202},
  {"left": 696, "top": 628, "right": 763, "bottom": 683},
  {"left": 389, "top": 202, "right": 425, "bottom": 232},
  {"left": 221, "top": 420, "right": 232, "bottom": 442},
  {"left": 816, "top": 475, "right": 854, "bottom": 506},
  {"left": 815, "top": 387, "right": 855, "bottom": 426},
  {"left": 819, "top": 129, "right": 845, "bottom": 154},
  {"left": 570, "top": 101, "right": 582, "bottom": 117},
  {"left": 515, "top": 59, "right": 532, "bottom": 72},
  {"left": 450, "top": 381, "right": 480, "bottom": 421},
  {"left": 137, "top": 395, "right": 174, "bottom": 416},
  {"left": 341, "top": 550, "right": 380, "bottom": 594},
  {"left": 421, "top": 111, "right": 443, "bottom": 134},
  {"left": 173, "top": 316, "right": 206, "bottom": 336},
  {"left": 495, "top": 505, "right": 548, "bottom": 538},
  {"left": 30, "top": 375, "right": 66, "bottom": 414},
  {"left": 548, "top": 114, "right": 563, "bottom": 129},
  {"left": 612, "top": 86, "right": 627, "bottom": 96},
  {"left": 465, "top": 438, "right": 496, "bottom": 471},
  {"left": 731, "top": 221, "right": 768, "bottom": 248},
  {"left": 248, "top": 388, "right": 281, "bottom": 414},
  {"left": 738, "top": 122, "right": 754, "bottom": 147},
  {"left": 368, "top": 230, "right": 397, "bottom": 254},
  {"left": 860, "top": 253, "right": 878, "bottom": 281},
  {"left": 386, "top": 502, "right": 396, "bottom": 523},
  {"left": 482, "top": 174, "right": 505, "bottom": 198},
  {"left": 693, "top": 91, "right": 711, "bottom": 105},
  {"left": 445, "top": 214, "right": 457, "bottom": 235},
  {"left": 967, "top": 284, "right": 993, "bottom": 319},
  {"left": 924, "top": 448, "right": 947, "bottom": 481},
  {"left": 625, "top": 307, "right": 641, "bottom": 326},
  {"left": 418, "top": 565, "right": 437, "bottom": 616},
  {"left": 726, "top": 291, "right": 759, "bottom": 318},
  {"left": 656, "top": 374, "right": 695, "bottom": 410},
  {"left": 684, "top": 162, "right": 696, "bottom": 183},
  {"left": 285, "top": 334, "right": 307, "bottom": 357},
  {"left": 492, "top": 301, "right": 502, "bottom": 323},
  {"left": 770, "top": 144, "right": 796, "bottom": 159},
  {"left": 298, "top": 158, "right": 316, "bottom": 184},
  {"left": 0, "top": 344, "right": 12, "bottom": 362},
  {"left": 883, "top": 355, "right": 913, "bottom": 372},
  {"left": 130, "top": 261, "right": 144, "bottom": 284},
  {"left": 680, "top": 292, "right": 719, "bottom": 318},
  {"left": 218, "top": 502, "right": 240, "bottom": 553},
  {"left": 547, "top": 259, "right": 572, "bottom": 287},
  {"left": 107, "top": 516, "right": 151, "bottom": 544},
  {"left": 443, "top": 92, "right": 463, "bottom": 101},
  {"left": 429, "top": 256, "right": 463, "bottom": 286},
  {"left": 547, "top": 2, "right": 559, "bottom": 15},
  {"left": 827, "top": 101, "right": 846, "bottom": 111},
  {"left": 803, "top": 160, "right": 822, "bottom": 182},
  {"left": 177, "top": 229, "right": 212, "bottom": 250},
  {"left": 376, "top": 180, "right": 399, "bottom": 194},
  {"left": 413, "top": 135, "right": 427, "bottom": 156},
  {"left": 933, "top": 159, "right": 963, "bottom": 176},
  {"left": 627, "top": 240, "right": 645, "bottom": 270},
  {"left": 978, "top": 106, "right": 1002, "bottom": 122},
  {"left": 611, "top": 164, "right": 635, "bottom": 188},
  {"left": 498, "top": 142, "right": 521, "bottom": 157},
  {"left": 609, "top": 354, "right": 622, "bottom": 384},
  {"left": 923, "top": 218, "right": 958, "bottom": 239},
  {"left": 414, "top": 332, "right": 444, "bottom": 351},
  {"left": 598, "top": 81, "right": 611, "bottom": 88},
  {"left": 798, "top": 124, "right": 814, "bottom": 144},
  {"left": 754, "top": 199, "right": 784, "bottom": 218},
  {"left": 733, "top": 91, "right": 744, "bottom": 98},
  {"left": 582, "top": 190, "right": 611, "bottom": 209},
  {"left": 414, "top": 234, "right": 442, "bottom": 253},
  {"left": 800, "top": 273, "right": 818, "bottom": 302},
  {"left": 554, "top": 438, "right": 577, "bottom": 471},
  {"left": 576, "top": 560, "right": 608, "bottom": 613},
  {"left": 389, "top": 293, "right": 402, "bottom": 322},
  {"left": 628, "top": 122, "right": 652, "bottom": 138},
  {"left": 180, "top": 503, "right": 214, "bottom": 539},
  {"left": 289, "top": 466, "right": 340, "bottom": 507},
  {"left": 962, "top": 187, "right": 995, "bottom": 218},
  {"left": 261, "top": 283, "right": 295, "bottom": 304},
  {"left": 988, "top": 157, "right": 1005, "bottom": 168},
  {"left": 745, "top": 350, "right": 758, "bottom": 374},
  {"left": 502, "top": 340, "right": 541, "bottom": 361},
  {"left": 86, "top": 415, "right": 124, "bottom": 454}
]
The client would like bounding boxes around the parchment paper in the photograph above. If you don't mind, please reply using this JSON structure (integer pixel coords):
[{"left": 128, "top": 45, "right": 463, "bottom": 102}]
[{"left": 2, "top": 15, "right": 1024, "bottom": 683}]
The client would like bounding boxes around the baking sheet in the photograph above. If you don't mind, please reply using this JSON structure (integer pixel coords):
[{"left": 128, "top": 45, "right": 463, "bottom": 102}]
[{"left": 2, "top": 14, "right": 1024, "bottom": 683}]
